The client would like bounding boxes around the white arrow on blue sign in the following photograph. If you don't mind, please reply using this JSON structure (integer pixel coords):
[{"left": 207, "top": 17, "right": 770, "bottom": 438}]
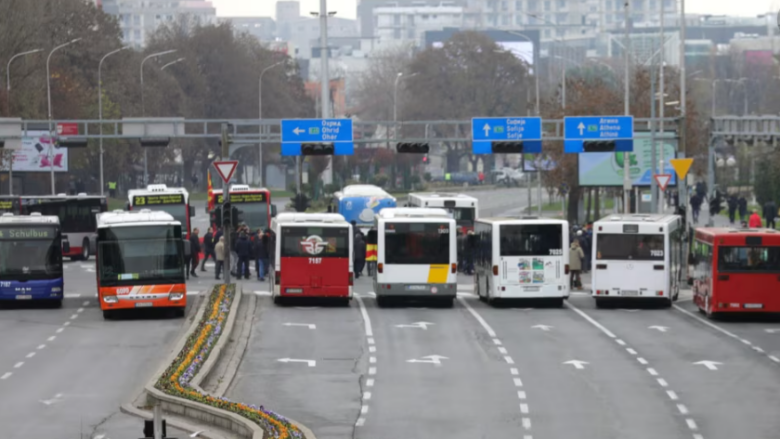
[
  {"left": 471, "top": 117, "right": 542, "bottom": 154},
  {"left": 280, "top": 118, "right": 355, "bottom": 156}
]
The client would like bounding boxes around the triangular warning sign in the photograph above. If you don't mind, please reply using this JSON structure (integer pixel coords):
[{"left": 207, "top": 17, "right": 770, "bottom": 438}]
[
  {"left": 213, "top": 160, "right": 238, "bottom": 184},
  {"left": 669, "top": 158, "right": 693, "bottom": 181},
  {"left": 654, "top": 174, "right": 672, "bottom": 191}
]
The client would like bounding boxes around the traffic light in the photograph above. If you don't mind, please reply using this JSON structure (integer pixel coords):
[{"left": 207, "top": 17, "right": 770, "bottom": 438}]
[
  {"left": 422, "top": 154, "right": 429, "bottom": 164},
  {"left": 301, "top": 143, "right": 335, "bottom": 155},
  {"left": 232, "top": 207, "right": 244, "bottom": 224},
  {"left": 56, "top": 136, "right": 89, "bottom": 148},
  {"left": 139, "top": 137, "right": 171, "bottom": 147},
  {"left": 396, "top": 142, "right": 429, "bottom": 154},
  {"left": 222, "top": 202, "right": 232, "bottom": 226},
  {"left": 582, "top": 141, "right": 616, "bottom": 152},
  {"left": 293, "top": 193, "right": 310, "bottom": 212},
  {"left": 491, "top": 141, "right": 524, "bottom": 154}
]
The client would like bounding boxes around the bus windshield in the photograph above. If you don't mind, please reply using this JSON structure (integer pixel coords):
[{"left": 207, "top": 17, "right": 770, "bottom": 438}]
[
  {"left": 0, "top": 226, "right": 62, "bottom": 280},
  {"left": 281, "top": 226, "right": 350, "bottom": 258},
  {"left": 446, "top": 208, "right": 475, "bottom": 227},
  {"left": 596, "top": 233, "right": 665, "bottom": 260},
  {"left": 717, "top": 246, "right": 780, "bottom": 273},
  {"left": 384, "top": 222, "right": 450, "bottom": 265},
  {"left": 141, "top": 204, "right": 188, "bottom": 233},
  {"left": 500, "top": 224, "right": 563, "bottom": 257},
  {"left": 237, "top": 203, "right": 269, "bottom": 232},
  {"left": 98, "top": 225, "right": 184, "bottom": 286}
]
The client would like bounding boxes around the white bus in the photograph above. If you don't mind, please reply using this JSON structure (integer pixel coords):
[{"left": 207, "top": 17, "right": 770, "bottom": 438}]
[
  {"left": 374, "top": 207, "right": 457, "bottom": 307},
  {"left": 269, "top": 213, "right": 353, "bottom": 306},
  {"left": 591, "top": 214, "right": 684, "bottom": 308},
  {"left": 474, "top": 217, "right": 570, "bottom": 306},
  {"left": 407, "top": 192, "right": 479, "bottom": 232}
]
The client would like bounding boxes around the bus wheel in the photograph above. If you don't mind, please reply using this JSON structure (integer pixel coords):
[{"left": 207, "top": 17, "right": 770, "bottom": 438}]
[
  {"left": 273, "top": 296, "right": 285, "bottom": 306},
  {"left": 551, "top": 298, "right": 565, "bottom": 308},
  {"left": 81, "top": 239, "right": 91, "bottom": 260},
  {"left": 376, "top": 296, "right": 389, "bottom": 308},
  {"left": 173, "top": 307, "right": 186, "bottom": 318},
  {"left": 102, "top": 310, "right": 114, "bottom": 320},
  {"left": 436, "top": 297, "right": 454, "bottom": 308},
  {"left": 48, "top": 299, "right": 63, "bottom": 309},
  {"left": 338, "top": 298, "right": 351, "bottom": 307},
  {"left": 661, "top": 298, "right": 673, "bottom": 309},
  {"left": 595, "top": 298, "right": 606, "bottom": 309}
]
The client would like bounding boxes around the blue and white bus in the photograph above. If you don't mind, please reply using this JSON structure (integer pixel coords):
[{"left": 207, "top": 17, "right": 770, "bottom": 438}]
[
  {"left": 0, "top": 213, "right": 65, "bottom": 307},
  {"left": 332, "top": 185, "right": 396, "bottom": 231}
]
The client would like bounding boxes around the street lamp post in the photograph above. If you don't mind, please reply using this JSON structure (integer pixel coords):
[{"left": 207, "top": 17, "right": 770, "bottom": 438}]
[
  {"left": 5, "top": 48, "right": 43, "bottom": 195},
  {"left": 161, "top": 57, "right": 185, "bottom": 71},
  {"left": 140, "top": 49, "right": 177, "bottom": 186},
  {"left": 98, "top": 46, "right": 130, "bottom": 197},
  {"left": 47, "top": 38, "right": 82, "bottom": 195},
  {"left": 503, "top": 31, "right": 540, "bottom": 116},
  {"left": 550, "top": 55, "right": 580, "bottom": 109},
  {"left": 393, "top": 72, "right": 417, "bottom": 142},
  {"left": 258, "top": 60, "right": 285, "bottom": 187},
  {"left": 311, "top": 4, "right": 337, "bottom": 185}
]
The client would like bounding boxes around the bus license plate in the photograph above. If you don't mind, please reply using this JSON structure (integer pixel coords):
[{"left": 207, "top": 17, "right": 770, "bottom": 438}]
[
  {"left": 622, "top": 290, "right": 639, "bottom": 296},
  {"left": 15, "top": 295, "right": 32, "bottom": 300},
  {"left": 135, "top": 302, "right": 153, "bottom": 308},
  {"left": 744, "top": 304, "right": 763, "bottom": 309},
  {"left": 286, "top": 288, "right": 303, "bottom": 294},
  {"left": 524, "top": 286, "right": 540, "bottom": 292},
  {"left": 405, "top": 285, "right": 427, "bottom": 291}
]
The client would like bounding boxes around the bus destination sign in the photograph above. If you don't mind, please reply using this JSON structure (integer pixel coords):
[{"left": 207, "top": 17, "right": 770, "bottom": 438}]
[
  {"left": 0, "top": 227, "right": 56, "bottom": 240},
  {"left": 133, "top": 194, "right": 185, "bottom": 206},
  {"left": 216, "top": 192, "right": 266, "bottom": 204}
]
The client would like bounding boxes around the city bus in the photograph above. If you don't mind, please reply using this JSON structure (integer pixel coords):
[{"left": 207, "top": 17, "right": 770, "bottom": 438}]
[
  {"left": 0, "top": 213, "right": 65, "bottom": 307},
  {"left": 690, "top": 227, "right": 780, "bottom": 318},
  {"left": 332, "top": 185, "right": 396, "bottom": 232},
  {"left": 592, "top": 214, "right": 684, "bottom": 308},
  {"left": 269, "top": 213, "right": 353, "bottom": 305},
  {"left": 474, "top": 217, "right": 570, "bottom": 307},
  {"left": 18, "top": 194, "right": 107, "bottom": 260},
  {"left": 374, "top": 207, "right": 457, "bottom": 307},
  {"left": 210, "top": 185, "right": 276, "bottom": 232},
  {"left": 408, "top": 192, "right": 479, "bottom": 232},
  {"left": 96, "top": 209, "right": 186, "bottom": 320},
  {"left": 0, "top": 196, "right": 19, "bottom": 215},
  {"left": 127, "top": 184, "right": 195, "bottom": 238}
]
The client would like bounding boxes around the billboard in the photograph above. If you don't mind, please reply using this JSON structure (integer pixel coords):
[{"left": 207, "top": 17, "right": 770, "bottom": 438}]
[
  {"left": 578, "top": 133, "right": 677, "bottom": 187},
  {"left": 0, "top": 131, "right": 69, "bottom": 173},
  {"left": 432, "top": 40, "right": 534, "bottom": 69},
  {"left": 522, "top": 154, "right": 556, "bottom": 172}
]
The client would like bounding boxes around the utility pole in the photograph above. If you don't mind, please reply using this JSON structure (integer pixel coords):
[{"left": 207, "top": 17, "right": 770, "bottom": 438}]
[
  {"left": 657, "top": 0, "right": 666, "bottom": 214},
  {"left": 319, "top": 0, "right": 333, "bottom": 185},
  {"left": 221, "top": 123, "right": 231, "bottom": 285},
  {"left": 622, "top": 0, "right": 632, "bottom": 213}
]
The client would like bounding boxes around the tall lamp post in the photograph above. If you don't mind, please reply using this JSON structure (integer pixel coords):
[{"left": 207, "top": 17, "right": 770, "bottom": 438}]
[
  {"left": 98, "top": 46, "right": 130, "bottom": 196},
  {"left": 140, "top": 49, "right": 176, "bottom": 186},
  {"left": 161, "top": 57, "right": 185, "bottom": 71},
  {"left": 47, "top": 38, "right": 82, "bottom": 195},
  {"left": 311, "top": 4, "right": 337, "bottom": 185},
  {"left": 258, "top": 60, "right": 285, "bottom": 187},
  {"left": 6, "top": 48, "right": 43, "bottom": 195},
  {"left": 393, "top": 72, "right": 417, "bottom": 141}
]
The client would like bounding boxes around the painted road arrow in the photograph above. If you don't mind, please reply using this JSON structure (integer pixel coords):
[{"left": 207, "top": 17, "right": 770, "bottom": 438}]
[
  {"left": 39, "top": 393, "right": 63, "bottom": 406},
  {"left": 277, "top": 358, "right": 316, "bottom": 367},
  {"left": 649, "top": 325, "right": 669, "bottom": 333},
  {"left": 283, "top": 322, "right": 316, "bottom": 329},
  {"left": 407, "top": 355, "right": 448, "bottom": 366},
  {"left": 395, "top": 322, "right": 435, "bottom": 330},
  {"left": 563, "top": 360, "right": 589, "bottom": 370},
  {"left": 531, "top": 324, "right": 553, "bottom": 331},
  {"left": 693, "top": 360, "right": 722, "bottom": 371}
]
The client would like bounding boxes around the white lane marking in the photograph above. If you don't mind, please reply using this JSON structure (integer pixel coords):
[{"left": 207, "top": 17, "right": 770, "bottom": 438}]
[
  {"left": 363, "top": 392, "right": 372, "bottom": 400},
  {"left": 498, "top": 347, "right": 508, "bottom": 354},
  {"left": 770, "top": 356, "right": 780, "bottom": 363},
  {"left": 37, "top": 344, "right": 46, "bottom": 350},
  {"left": 70, "top": 314, "right": 78, "bottom": 320},
  {"left": 517, "top": 391, "right": 527, "bottom": 399},
  {"left": 356, "top": 295, "right": 374, "bottom": 337},
  {"left": 367, "top": 338, "right": 375, "bottom": 345},
  {"left": 254, "top": 291, "right": 272, "bottom": 296},
  {"left": 520, "top": 403, "right": 530, "bottom": 414},
  {"left": 686, "top": 419, "right": 698, "bottom": 430},
  {"left": 77, "top": 307, "right": 84, "bottom": 313},
  {"left": 1, "top": 372, "right": 11, "bottom": 380},
  {"left": 513, "top": 378, "right": 523, "bottom": 387},
  {"left": 504, "top": 356, "right": 515, "bottom": 364},
  {"left": 276, "top": 358, "right": 316, "bottom": 367},
  {"left": 368, "top": 346, "right": 376, "bottom": 353},
  {"left": 647, "top": 368, "right": 658, "bottom": 376},
  {"left": 63, "top": 322, "right": 70, "bottom": 327},
  {"left": 563, "top": 360, "right": 589, "bottom": 369},
  {"left": 26, "top": 352, "right": 35, "bottom": 359},
  {"left": 693, "top": 360, "right": 722, "bottom": 371},
  {"left": 740, "top": 339, "right": 752, "bottom": 346},
  {"left": 753, "top": 346, "right": 765, "bottom": 353},
  {"left": 626, "top": 348, "right": 637, "bottom": 355},
  {"left": 369, "top": 357, "right": 376, "bottom": 364},
  {"left": 522, "top": 418, "right": 532, "bottom": 430},
  {"left": 355, "top": 418, "right": 365, "bottom": 427},
  {"left": 615, "top": 339, "right": 626, "bottom": 346},
  {"left": 13, "top": 362, "right": 23, "bottom": 369},
  {"left": 666, "top": 390, "right": 678, "bottom": 400},
  {"left": 510, "top": 368, "right": 519, "bottom": 375},
  {"left": 360, "top": 405, "right": 369, "bottom": 414},
  {"left": 565, "top": 302, "right": 616, "bottom": 338},
  {"left": 355, "top": 295, "right": 375, "bottom": 427},
  {"left": 82, "top": 300, "right": 89, "bottom": 306},
  {"left": 366, "top": 379, "right": 375, "bottom": 387},
  {"left": 493, "top": 339, "right": 502, "bottom": 345},
  {"left": 460, "top": 297, "right": 497, "bottom": 337},
  {"left": 55, "top": 328, "right": 64, "bottom": 334},
  {"left": 677, "top": 404, "right": 689, "bottom": 415},
  {"left": 673, "top": 305, "right": 740, "bottom": 338},
  {"left": 282, "top": 323, "right": 316, "bottom": 329},
  {"left": 48, "top": 336, "right": 56, "bottom": 341},
  {"left": 693, "top": 435, "right": 704, "bottom": 439},
  {"left": 657, "top": 378, "right": 669, "bottom": 387},
  {"left": 368, "top": 367, "right": 376, "bottom": 375},
  {"left": 637, "top": 357, "right": 648, "bottom": 365},
  {"left": 64, "top": 294, "right": 81, "bottom": 298}
]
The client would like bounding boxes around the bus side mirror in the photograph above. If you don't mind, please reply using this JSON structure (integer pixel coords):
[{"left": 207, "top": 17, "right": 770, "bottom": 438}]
[
  {"left": 183, "top": 239, "right": 191, "bottom": 258},
  {"left": 271, "top": 204, "right": 278, "bottom": 218},
  {"left": 189, "top": 206, "right": 195, "bottom": 218},
  {"left": 62, "top": 241, "right": 70, "bottom": 254}
]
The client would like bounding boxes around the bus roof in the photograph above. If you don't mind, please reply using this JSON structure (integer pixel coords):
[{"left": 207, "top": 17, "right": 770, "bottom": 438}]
[
  {"left": 477, "top": 217, "right": 569, "bottom": 226},
  {"left": 594, "top": 214, "right": 681, "bottom": 226},
  {"left": 210, "top": 184, "right": 270, "bottom": 195},
  {"left": 409, "top": 192, "right": 477, "bottom": 205},
  {"left": 127, "top": 184, "right": 190, "bottom": 203},
  {"left": 335, "top": 185, "right": 394, "bottom": 199},
  {"left": 273, "top": 213, "right": 348, "bottom": 226},
  {"left": 97, "top": 209, "right": 179, "bottom": 228},
  {"left": 377, "top": 207, "right": 451, "bottom": 219},
  {"left": 21, "top": 193, "right": 105, "bottom": 200},
  {"left": 694, "top": 227, "right": 780, "bottom": 242},
  {"left": 0, "top": 213, "right": 59, "bottom": 225}
]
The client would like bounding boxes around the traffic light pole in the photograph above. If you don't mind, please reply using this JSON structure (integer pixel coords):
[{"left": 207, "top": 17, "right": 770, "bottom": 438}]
[{"left": 221, "top": 123, "right": 231, "bottom": 285}]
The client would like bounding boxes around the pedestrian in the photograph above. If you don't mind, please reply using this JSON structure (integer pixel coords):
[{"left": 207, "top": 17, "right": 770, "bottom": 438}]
[
  {"left": 749, "top": 209, "right": 763, "bottom": 228},
  {"left": 738, "top": 195, "right": 748, "bottom": 223},
  {"left": 354, "top": 232, "right": 366, "bottom": 279},
  {"left": 214, "top": 236, "right": 225, "bottom": 280},
  {"left": 580, "top": 229, "right": 592, "bottom": 274},
  {"left": 727, "top": 194, "right": 738, "bottom": 225},
  {"left": 569, "top": 239, "right": 584, "bottom": 290},
  {"left": 200, "top": 227, "right": 215, "bottom": 271},
  {"left": 235, "top": 231, "right": 252, "bottom": 279},
  {"left": 690, "top": 193, "right": 702, "bottom": 224},
  {"left": 107, "top": 181, "right": 117, "bottom": 198},
  {"left": 366, "top": 227, "right": 378, "bottom": 276},
  {"left": 252, "top": 229, "right": 268, "bottom": 281},
  {"left": 465, "top": 230, "right": 477, "bottom": 275},
  {"left": 763, "top": 199, "right": 777, "bottom": 229},
  {"left": 189, "top": 228, "right": 201, "bottom": 278},
  {"left": 230, "top": 225, "right": 240, "bottom": 276}
]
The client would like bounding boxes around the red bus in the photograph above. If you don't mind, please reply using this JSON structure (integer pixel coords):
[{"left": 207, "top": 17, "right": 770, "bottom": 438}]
[
  {"left": 127, "top": 185, "right": 195, "bottom": 239},
  {"left": 269, "top": 213, "right": 353, "bottom": 306},
  {"left": 690, "top": 227, "right": 780, "bottom": 318},
  {"left": 209, "top": 185, "right": 276, "bottom": 233}
]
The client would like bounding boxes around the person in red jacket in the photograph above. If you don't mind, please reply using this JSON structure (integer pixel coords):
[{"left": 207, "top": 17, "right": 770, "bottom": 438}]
[{"left": 749, "top": 210, "right": 763, "bottom": 228}]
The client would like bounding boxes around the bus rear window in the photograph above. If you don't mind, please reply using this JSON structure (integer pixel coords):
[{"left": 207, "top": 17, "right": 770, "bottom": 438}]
[
  {"left": 281, "top": 226, "right": 350, "bottom": 258},
  {"left": 596, "top": 234, "right": 665, "bottom": 260},
  {"left": 384, "top": 222, "right": 450, "bottom": 265},
  {"left": 499, "top": 224, "right": 563, "bottom": 257},
  {"left": 718, "top": 246, "right": 780, "bottom": 273}
]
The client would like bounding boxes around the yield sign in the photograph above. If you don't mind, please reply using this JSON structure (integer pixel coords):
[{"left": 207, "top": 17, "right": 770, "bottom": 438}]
[
  {"left": 654, "top": 174, "right": 672, "bottom": 191},
  {"left": 213, "top": 160, "right": 238, "bottom": 184},
  {"left": 669, "top": 158, "right": 694, "bottom": 181}
]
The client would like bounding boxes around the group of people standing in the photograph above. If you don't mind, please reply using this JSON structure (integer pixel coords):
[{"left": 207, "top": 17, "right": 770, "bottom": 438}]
[
  {"left": 184, "top": 225, "right": 274, "bottom": 282},
  {"left": 351, "top": 221, "right": 377, "bottom": 279}
]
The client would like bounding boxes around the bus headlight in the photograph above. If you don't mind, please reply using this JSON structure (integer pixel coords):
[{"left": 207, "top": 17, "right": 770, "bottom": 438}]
[
  {"left": 169, "top": 292, "right": 185, "bottom": 301},
  {"left": 51, "top": 287, "right": 62, "bottom": 292},
  {"left": 103, "top": 295, "right": 118, "bottom": 304}
]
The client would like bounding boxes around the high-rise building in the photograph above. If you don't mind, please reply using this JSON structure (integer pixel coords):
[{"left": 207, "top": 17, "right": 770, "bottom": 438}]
[
  {"left": 101, "top": 0, "right": 216, "bottom": 48},
  {"left": 357, "top": 0, "right": 465, "bottom": 38}
]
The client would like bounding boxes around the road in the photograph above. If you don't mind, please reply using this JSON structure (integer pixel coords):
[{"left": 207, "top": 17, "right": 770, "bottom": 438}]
[{"left": 227, "top": 187, "right": 780, "bottom": 439}]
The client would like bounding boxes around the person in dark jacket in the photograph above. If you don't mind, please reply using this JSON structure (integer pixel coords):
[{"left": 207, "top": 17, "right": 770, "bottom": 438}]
[
  {"left": 690, "top": 193, "right": 702, "bottom": 224},
  {"left": 738, "top": 195, "right": 748, "bottom": 223},
  {"left": 464, "top": 231, "right": 477, "bottom": 275},
  {"left": 354, "top": 233, "right": 366, "bottom": 278},
  {"left": 200, "top": 227, "right": 215, "bottom": 271},
  {"left": 189, "top": 228, "right": 201, "bottom": 278},
  {"left": 727, "top": 194, "right": 738, "bottom": 225},
  {"left": 235, "top": 232, "right": 252, "bottom": 279},
  {"left": 253, "top": 230, "right": 268, "bottom": 281},
  {"left": 763, "top": 199, "right": 777, "bottom": 229},
  {"left": 230, "top": 226, "right": 240, "bottom": 276}
]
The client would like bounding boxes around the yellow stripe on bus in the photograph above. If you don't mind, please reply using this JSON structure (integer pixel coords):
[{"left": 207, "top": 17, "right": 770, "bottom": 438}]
[{"left": 427, "top": 264, "right": 449, "bottom": 284}]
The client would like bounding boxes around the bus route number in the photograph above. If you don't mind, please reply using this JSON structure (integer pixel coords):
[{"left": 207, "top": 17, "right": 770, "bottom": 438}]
[
  {"left": 650, "top": 250, "right": 664, "bottom": 257},
  {"left": 438, "top": 228, "right": 449, "bottom": 234},
  {"left": 309, "top": 258, "right": 322, "bottom": 264},
  {"left": 549, "top": 249, "right": 563, "bottom": 256}
]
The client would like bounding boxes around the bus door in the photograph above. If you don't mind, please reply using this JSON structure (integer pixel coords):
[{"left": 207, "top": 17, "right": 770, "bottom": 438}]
[
  {"left": 595, "top": 232, "right": 667, "bottom": 296},
  {"left": 278, "top": 225, "right": 352, "bottom": 297},
  {"left": 715, "top": 242, "right": 780, "bottom": 311},
  {"left": 498, "top": 224, "right": 566, "bottom": 294}
]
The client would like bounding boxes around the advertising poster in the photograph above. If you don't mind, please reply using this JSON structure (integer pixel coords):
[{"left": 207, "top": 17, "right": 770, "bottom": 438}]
[
  {"left": 578, "top": 133, "right": 676, "bottom": 187},
  {"left": 0, "top": 130, "right": 69, "bottom": 173}
]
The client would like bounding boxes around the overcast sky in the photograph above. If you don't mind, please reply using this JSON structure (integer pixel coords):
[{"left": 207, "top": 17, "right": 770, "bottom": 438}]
[{"left": 211, "top": 0, "right": 779, "bottom": 20}]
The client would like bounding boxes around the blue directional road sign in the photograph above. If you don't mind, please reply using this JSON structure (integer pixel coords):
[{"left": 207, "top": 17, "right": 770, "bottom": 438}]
[
  {"left": 471, "top": 117, "right": 542, "bottom": 154},
  {"left": 280, "top": 118, "right": 354, "bottom": 156},
  {"left": 563, "top": 116, "right": 634, "bottom": 153}
]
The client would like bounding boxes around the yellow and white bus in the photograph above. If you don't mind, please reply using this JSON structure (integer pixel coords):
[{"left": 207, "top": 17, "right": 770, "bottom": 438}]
[{"left": 373, "top": 208, "right": 457, "bottom": 307}]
